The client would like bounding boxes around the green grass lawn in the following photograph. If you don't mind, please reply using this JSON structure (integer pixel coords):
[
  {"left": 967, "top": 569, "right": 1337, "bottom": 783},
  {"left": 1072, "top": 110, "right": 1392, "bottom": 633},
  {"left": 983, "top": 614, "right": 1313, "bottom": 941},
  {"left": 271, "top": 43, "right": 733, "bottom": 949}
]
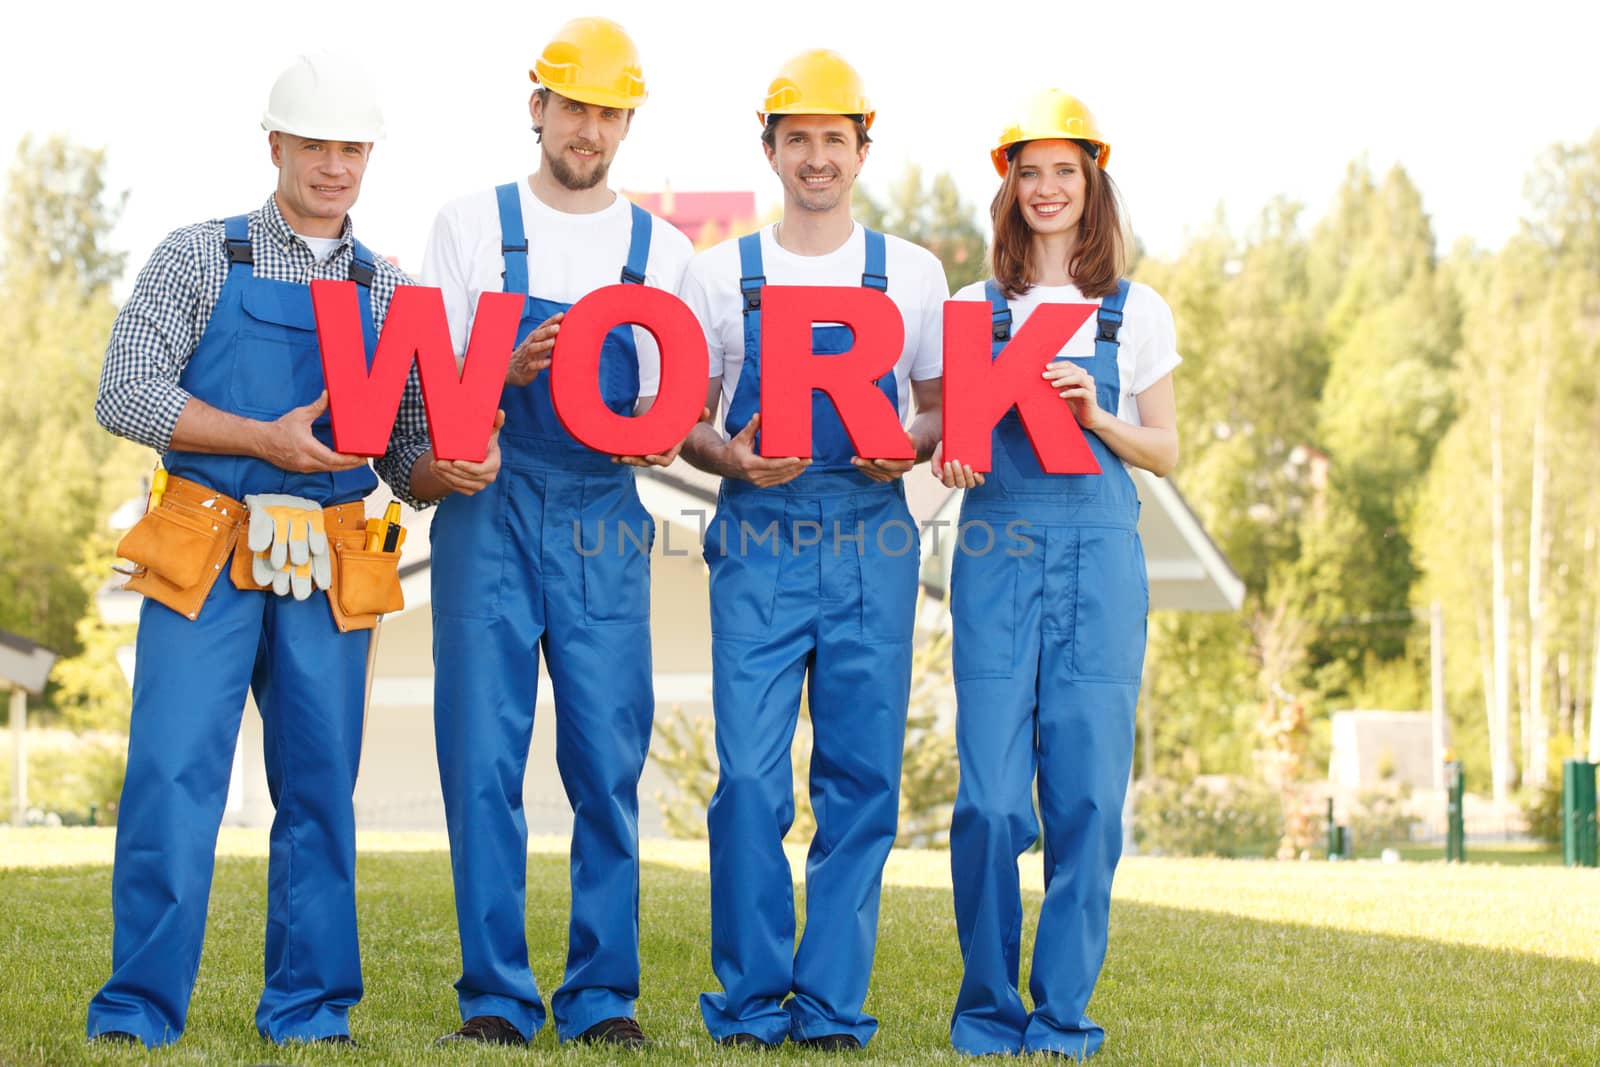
[
  {"left": 1352, "top": 841, "right": 1563, "bottom": 866},
  {"left": 1, "top": 831, "right": 1596, "bottom": 1066}
]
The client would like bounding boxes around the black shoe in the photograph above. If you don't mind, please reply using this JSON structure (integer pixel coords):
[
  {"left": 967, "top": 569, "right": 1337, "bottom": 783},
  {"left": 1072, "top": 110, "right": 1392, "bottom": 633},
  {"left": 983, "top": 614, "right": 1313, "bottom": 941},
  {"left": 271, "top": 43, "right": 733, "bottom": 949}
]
[
  {"left": 794, "top": 1033, "right": 862, "bottom": 1051},
  {"left": 88, "top": 1031, "right": 141, "bottom": 1047},
  {"left": 435, "top": 1015, "right": 527, "bottom": 1047},
  {"left": 576, "top": 1016, "right": 649, "bottom": 1050},
  {"left": 314, "top": 1034, "right": 357, "bottom": 1047},
  {"left": 719, "top": 1032, "right": 781, "bottom": 1050}
]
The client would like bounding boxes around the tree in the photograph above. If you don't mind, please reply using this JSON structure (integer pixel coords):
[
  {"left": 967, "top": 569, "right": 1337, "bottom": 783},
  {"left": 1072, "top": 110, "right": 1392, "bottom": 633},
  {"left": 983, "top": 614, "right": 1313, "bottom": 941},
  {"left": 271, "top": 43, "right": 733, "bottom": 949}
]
[
  {"left": 855, "top": 164, "right": 989, "bottom": 293},
  {"left": 1413, "top": 135, "right": 1600, "bottom": 799},
  {"left": 0, "top": 136, "right": 147, "bottom": 695},
  {"left": 1132, "top": 201, "right": 1330, "bottom": 782},
  {"left": 0, "top": 135, "right": 126, "bottom": 293},
  {"left": 1296, "top": 165, "right": 1459, "bottom": 692}
]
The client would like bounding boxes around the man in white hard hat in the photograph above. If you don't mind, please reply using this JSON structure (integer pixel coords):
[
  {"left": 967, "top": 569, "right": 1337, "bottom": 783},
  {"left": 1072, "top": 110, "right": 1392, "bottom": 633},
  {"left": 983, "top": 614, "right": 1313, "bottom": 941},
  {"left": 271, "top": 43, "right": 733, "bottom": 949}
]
[{"left": 86, "top": 53, "right": 497, "bottom": 1048}]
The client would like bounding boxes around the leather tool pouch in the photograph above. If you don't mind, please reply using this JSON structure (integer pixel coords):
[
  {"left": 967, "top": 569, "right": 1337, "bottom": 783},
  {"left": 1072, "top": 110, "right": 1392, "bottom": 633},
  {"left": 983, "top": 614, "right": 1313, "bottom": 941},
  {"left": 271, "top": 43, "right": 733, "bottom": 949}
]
[
  {"left": 225, "top": 500, "right": 403, "bottom": 631},
  {"left": 228, "top": 500, "right": 402, "bottom": 631},
  {"left": 326, "top": 502, "right": 403, "bottom": 632},
  {"left": 118, "top": 477, "right": 245, "bottom": 621}
]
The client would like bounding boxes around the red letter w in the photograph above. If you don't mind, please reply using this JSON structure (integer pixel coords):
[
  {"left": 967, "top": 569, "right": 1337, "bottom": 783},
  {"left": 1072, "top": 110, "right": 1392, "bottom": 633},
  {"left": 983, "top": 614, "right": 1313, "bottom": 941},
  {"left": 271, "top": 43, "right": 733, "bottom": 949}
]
[{"left": 310, "top": 281, "right": 522, "bottom": 463}]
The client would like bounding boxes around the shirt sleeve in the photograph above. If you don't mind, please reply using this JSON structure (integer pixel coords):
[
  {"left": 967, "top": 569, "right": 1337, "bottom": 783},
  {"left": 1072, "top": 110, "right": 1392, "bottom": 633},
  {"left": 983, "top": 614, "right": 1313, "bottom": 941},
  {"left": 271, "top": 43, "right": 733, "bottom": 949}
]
[
  {"left": 677, "top": 256, "right": 724, "bottom": 381},
  {"left": 419, "top": 204, "right": 474, "bottom": 358},
  {"left": 1131, "top": 286, "right": 1182, "bottom": 395},
  {"left": 909, "top": 253, "right": 949, "bottom": 381},
  {"left": 94, "top": 227, "right": 208, "bottom": 451},
  {"left": 634, "top": 225, "right": 694, "bottom": 400},
  {"left": 370, "top": 263, "right": 435, "bottom": 510}
]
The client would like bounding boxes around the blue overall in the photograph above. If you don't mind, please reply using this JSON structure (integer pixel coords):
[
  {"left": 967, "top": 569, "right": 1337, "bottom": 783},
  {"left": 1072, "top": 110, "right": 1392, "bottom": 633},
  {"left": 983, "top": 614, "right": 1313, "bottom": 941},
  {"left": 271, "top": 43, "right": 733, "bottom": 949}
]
[
  {"left": 947, "top": 280, "right": 1146, "bottom": 1059},
  {"left": 700, "top": 230, "right": 920, "bottom": 1047},
  {"left": 86, "top": 217, "right": 380, "bottom": 1046},
  {"left": 429, "top": 184, "right": 656, "bottom": 1042}
]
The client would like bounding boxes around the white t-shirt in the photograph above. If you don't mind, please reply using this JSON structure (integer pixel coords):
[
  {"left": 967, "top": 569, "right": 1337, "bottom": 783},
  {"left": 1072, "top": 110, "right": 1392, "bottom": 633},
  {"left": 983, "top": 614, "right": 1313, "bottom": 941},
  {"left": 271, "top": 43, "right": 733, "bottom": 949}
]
[
  {"left": 296, "top": 233, "right": 343, "bottom": 263},
  {"left": 421, "top": 181, "right": 694, "bottom": 398},
  {"left": 678, "top": 222, "right": 949, "bottom": 438},
  {"left": 951, "top": 279, "right": 1181, "bottom": 427}
]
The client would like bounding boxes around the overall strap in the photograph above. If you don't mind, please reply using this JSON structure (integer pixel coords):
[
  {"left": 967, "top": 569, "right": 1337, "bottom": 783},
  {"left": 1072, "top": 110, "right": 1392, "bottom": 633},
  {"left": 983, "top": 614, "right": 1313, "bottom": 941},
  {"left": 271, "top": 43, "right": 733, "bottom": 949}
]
[
  {"left": 1094, "top": 278, "right": 1130, "bottom": 362},
  {"left": 984, "top": 278, "right": 1013, "bottom": 356},
  {"left": 737, "top": 231, "right": 766, "bottom": 320},
  {"left": 223, "top": 216, "right": 253, "bottom": 279},
  {"left": 620, "top": 202, "right": 652, "bottom": 284},
  {"left": 348, "top": 237, "right": 380, "bottom": 353},
  {"left": 494, "top": 182, "right": 528, "bottom": 295},
  {"left": 347, "top": 237, "right": 377, "bottom": 288},
  {"left": 861, "top": 227, "right": 888, "bottom": 291}
]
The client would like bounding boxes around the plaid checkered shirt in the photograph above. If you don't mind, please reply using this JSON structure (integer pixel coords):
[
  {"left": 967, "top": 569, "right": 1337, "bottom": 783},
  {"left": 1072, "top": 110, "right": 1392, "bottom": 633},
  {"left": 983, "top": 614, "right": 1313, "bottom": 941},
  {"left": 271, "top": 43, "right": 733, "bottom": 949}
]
[{"left": 95, "top": 194, "right": 433, "bottom": 508}]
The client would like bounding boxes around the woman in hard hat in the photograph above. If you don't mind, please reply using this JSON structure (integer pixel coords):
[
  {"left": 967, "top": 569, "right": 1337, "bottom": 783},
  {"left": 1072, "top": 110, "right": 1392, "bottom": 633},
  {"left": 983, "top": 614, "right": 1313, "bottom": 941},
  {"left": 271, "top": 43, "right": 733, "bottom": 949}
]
[{"left": 936, "top": 90, "right": 1180, "bottom": 1059}]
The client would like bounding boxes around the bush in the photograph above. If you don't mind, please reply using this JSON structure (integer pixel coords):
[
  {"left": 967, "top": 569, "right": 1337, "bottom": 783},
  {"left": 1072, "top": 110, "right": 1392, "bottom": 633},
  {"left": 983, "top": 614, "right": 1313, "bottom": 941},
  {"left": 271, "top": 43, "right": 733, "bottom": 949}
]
[
  {"left": 0, "top": 732, "right": 126, "bottom": 824},
  {"left": 1348, "top": 786, "right": 1421, "bottom": 848},
  {"left": 1132, "top": 776, "right": 1283, "bottom": 858},
  {"left": 1519, "top": 780, "right": 1564, "bottom": 846}
]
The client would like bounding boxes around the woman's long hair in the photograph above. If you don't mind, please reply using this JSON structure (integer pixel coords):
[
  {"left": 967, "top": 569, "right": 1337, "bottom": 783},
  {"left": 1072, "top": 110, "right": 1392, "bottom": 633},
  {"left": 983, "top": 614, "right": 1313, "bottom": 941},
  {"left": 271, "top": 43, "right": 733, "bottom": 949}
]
[{"left": 990, "top": 140, "right": 1128, "bottom": 300}]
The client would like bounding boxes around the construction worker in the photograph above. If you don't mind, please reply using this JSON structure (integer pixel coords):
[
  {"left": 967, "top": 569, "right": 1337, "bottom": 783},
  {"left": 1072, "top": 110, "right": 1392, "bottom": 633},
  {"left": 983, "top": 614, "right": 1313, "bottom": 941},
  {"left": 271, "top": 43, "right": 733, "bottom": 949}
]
[
  {"left": 677, "top": 49, "right": 948, "bottom": 1051},
  {"left": 85, "top": 54, "right": 493, "bottom": 1047},
  {"left": 422, "top": 16, "right": 693, "bottom": 1051},
  {"left": 938, "top": 90, "right": 1180, "bottom": 1059}
]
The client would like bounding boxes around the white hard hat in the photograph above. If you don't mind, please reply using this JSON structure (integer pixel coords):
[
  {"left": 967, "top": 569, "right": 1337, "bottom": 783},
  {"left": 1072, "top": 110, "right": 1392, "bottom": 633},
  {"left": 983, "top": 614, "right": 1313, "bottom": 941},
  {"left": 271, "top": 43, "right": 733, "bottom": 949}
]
[{"left": 261, "top": 52, "right": 386, "bottom": 142}]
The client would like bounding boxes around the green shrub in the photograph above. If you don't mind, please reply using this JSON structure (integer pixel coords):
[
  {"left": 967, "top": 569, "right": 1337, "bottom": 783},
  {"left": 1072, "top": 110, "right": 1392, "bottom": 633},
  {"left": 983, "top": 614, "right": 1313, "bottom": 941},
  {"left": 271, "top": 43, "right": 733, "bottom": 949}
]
[
  {"left": 0, "top": 734, "right": 125, "bottom": 824},
  {"left": 1519, "top": 780, "right": 1564, "bottom": 845},
  {"left": 1346, "top": 787, "right": 1421, "bottom": 849},
  {"left": 1133, "top": 776, "right": 1283, "bottom": 858}
]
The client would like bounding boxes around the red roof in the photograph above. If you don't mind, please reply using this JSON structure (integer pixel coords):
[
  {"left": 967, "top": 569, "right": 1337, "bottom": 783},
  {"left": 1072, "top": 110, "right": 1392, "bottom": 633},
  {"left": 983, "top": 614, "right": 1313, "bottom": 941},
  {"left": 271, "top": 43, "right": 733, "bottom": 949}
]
[{"left": 627, "top": 190, "right": 757, "bottom": 246}]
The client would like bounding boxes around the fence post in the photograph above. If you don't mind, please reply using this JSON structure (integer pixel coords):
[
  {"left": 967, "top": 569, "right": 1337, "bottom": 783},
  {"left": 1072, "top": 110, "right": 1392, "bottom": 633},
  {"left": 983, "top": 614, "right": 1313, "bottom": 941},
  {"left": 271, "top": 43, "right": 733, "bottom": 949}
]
[
  {"left": 1566, "top": 759, "right": 1598, "bottom": 868},
  {"left": 1445, "top": 759, "right": 1465, "bottom": 863}
]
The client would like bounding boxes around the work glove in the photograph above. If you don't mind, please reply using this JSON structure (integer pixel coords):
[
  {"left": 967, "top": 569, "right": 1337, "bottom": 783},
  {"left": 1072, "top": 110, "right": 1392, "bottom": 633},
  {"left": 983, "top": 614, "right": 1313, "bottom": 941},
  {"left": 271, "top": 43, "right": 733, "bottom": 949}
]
[{"left": 244, "top": 494, "right": 331, "bottom": 600}]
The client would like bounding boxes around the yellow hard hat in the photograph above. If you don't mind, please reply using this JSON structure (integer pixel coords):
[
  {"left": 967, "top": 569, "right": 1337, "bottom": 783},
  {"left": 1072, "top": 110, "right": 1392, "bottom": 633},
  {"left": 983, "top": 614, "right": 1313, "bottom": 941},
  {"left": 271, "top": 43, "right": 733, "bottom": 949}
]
[
  {"left": 991, "top": 89, "right": 1109, "bottom": 177},
  {"left": 757, "top": 49, "right": 874, "bottom": 129},
  {"left": 530, "top": 17, "right": 647, "bottom": 110}
]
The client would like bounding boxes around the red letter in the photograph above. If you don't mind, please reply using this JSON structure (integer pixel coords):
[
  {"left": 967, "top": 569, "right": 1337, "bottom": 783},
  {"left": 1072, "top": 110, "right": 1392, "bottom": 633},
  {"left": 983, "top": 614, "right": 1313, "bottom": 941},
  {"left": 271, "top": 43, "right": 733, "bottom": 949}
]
[
  {"left": 312, "top": 281, "right": 521, "bottom": 462},
  {"left": 757, "top": 285, "right": 914, "bottom": 460},
  {"left": 942, "top": 300, "right": 1101, "bottom": 474},
  {"left": 549, "top": 285, "right": 709, "bottom": 455}
]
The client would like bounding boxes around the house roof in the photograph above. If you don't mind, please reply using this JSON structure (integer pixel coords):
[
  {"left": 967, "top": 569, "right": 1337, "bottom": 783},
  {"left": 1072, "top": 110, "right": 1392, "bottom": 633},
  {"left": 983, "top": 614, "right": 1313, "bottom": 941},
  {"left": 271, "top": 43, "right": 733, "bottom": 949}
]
[
  {"left": 627, "top": 190, "right": 756, "bottom": 230},
  {"left": 0, "top": 628, "right": 58, "bottom": 694}
]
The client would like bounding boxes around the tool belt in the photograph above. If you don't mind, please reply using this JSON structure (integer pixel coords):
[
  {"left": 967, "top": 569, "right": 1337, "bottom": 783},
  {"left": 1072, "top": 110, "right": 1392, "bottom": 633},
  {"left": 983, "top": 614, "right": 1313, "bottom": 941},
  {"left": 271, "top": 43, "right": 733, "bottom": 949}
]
[{"left": 117, "top": 474, "right": 403, "bottom": 630}]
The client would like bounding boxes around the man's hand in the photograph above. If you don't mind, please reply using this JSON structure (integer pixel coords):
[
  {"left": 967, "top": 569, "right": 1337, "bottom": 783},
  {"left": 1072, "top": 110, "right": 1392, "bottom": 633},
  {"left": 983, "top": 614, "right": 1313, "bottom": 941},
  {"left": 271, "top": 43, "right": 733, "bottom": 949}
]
[
  {"left": 930, "top": 441, "right": 985, "bottom": 489},
  {"left": 725, "top": 413, "right": 809, "bottom": 488},
  {"left": 506, "top": 312, "right": 563, "bottom": 386},
  {"left": 851, "top": 432, "right": 917, "bottom": 482},
  {"left": 614, "top": 408, "right": 710, "bottom": 468},
  {"left": 428, "top": 410, "right": 505, "bottom": 496},
  {"left": 258, "top": 391, "right": 368, "bottom": 473}
]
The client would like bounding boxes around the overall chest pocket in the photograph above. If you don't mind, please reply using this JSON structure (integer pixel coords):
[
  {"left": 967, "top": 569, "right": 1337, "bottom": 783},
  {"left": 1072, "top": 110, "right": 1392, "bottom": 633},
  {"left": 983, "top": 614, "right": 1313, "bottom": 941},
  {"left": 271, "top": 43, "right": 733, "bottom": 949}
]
[{"left": 231, "top": 282, "right": 328, "bottom": 420}]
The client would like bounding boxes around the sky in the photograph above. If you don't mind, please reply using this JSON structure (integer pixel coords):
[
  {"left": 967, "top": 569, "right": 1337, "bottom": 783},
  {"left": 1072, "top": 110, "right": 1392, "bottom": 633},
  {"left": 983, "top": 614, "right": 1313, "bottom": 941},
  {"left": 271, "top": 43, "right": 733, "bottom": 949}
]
[{"left": 2, "top": 0, "right": 1596, "bottom": 292}]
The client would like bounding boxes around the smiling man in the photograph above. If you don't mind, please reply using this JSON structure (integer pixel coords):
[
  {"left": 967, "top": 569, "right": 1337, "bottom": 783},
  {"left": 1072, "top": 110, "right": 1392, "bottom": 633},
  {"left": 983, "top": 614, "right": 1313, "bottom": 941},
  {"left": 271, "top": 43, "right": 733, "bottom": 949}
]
[
  {"left": 85, "top": 53, "right": 450, "bottom": 1048},
  {"left": 676, "top": 48, "right": 949, "bottom": 1052},
  {"left": 420, "top": 15, "right": 693, "bottom": 1053}
]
